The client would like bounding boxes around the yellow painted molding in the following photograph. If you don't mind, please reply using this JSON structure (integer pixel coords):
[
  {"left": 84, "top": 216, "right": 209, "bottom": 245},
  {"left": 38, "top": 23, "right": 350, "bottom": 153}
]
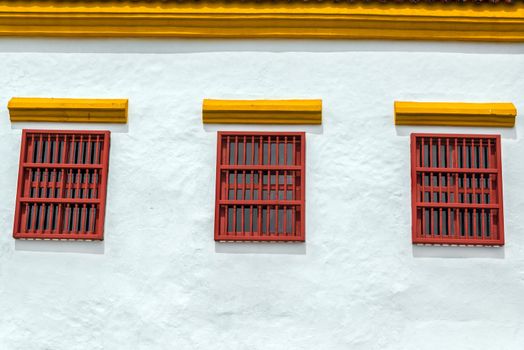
[
  {"left": 8, "top": 97, "right": 128, "bottom": 123},
  {"left": 0, "top": 1, "right": 523, "bottom": 41},
  {"left": 203, "top": 99, "right": 322, "bottom": 124},
  {"left": 394, "top": 101, "right": 517, "bottom": 127}
]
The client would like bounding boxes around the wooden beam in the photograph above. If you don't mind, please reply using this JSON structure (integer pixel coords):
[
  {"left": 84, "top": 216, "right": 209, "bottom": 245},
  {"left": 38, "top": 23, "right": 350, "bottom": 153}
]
[
  {"left": 8, "top": 97, "right": 128, "bottom": 123},
  {"left": 394, "top": 101, "right": 517, "bottom": 127},
  {"left": 203, "top": 99, "right": 322, "bottom": 124}
]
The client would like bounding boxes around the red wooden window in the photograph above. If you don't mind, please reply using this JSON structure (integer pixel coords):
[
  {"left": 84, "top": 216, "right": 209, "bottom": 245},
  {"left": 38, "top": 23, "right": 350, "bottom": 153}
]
[
  {"left": 13, "top": 130, "right": 111, "bottom": 240},
  {"left": 215, "top": 132, "right": 306, "bottom": 241},
  {"left": 411, "top": 133, "right": 504, "bottom": 246}
]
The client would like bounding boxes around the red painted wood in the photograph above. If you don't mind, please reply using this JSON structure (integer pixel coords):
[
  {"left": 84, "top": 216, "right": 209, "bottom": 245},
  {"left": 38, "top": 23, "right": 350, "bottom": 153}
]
[
  {"left": 214, "top": 132, "right": 305, "bottom": 242},
  {"left": 411, "top": 133, "right": 504, "bottom": 246},
  {"left": 13, "top": 130, "right": 110, "bottom": 240}
]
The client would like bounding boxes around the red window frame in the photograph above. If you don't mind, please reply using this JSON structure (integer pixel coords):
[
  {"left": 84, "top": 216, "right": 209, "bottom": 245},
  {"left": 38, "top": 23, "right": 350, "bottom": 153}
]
[
  {"left": 214, "top": 131, "right": 306, "bottom": 241},
  {"left": 411, "top": 133, "right": 504, "bottom": 246},
  {"left": 13, "top": 130, "right": 111, "bottom": 240}
]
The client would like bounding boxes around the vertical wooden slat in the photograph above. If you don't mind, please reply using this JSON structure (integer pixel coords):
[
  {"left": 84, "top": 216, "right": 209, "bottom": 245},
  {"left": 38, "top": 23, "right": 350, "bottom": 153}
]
[
  {"left": 267, "top": 136, "right": 271, "bottom": 166},
  {"left": 57, "top": 168, "right": 66, "bottom": 234},
  {"left": 284, "top": 169, "right": 288, "bottom": 235},
  {"left": 95, "top": 135, "right": 101, "bottom": 164},
  {"left": 479, "top": 138, "right": 485, "bottom": 239},
  {"left": 45, "top": 134, "right": 51, "bottom": 163},
  {"left": 88, "top": 205, "right": 95, "bottom": 233},
  {"left": 95, "top": 132, "right": 110, "bottom": 239},
  {"left": 300, "top": 134, "right": 306, "bottom": 239},
  {"left": 258, "top": 204, "right": 262, "bottom": 236},
  {"left": 86, "top": 135, "right": 92, "bottom": 164},
  {"left": 259, "top": 136, "right": 263, "bottom": 166},
  {"left": 222, "top": 148, "right": 229, "bottom": 230},
  {"left": 258, "top": 170, "right": 262, "bottom": 232},
  {"left": 234, "top": 135, "right": 238, "bottom": 166},
  {"left": 266, "top": 204, "right": 270, "bottom": 235},
  {"left": 232, "top": 204, "right": 237, "bottom": 235},
  {"left": 17, "top": 133, "right": 33, "bottom": 235},
  {"left": 446, "top": 138, "right": 451, "bottom": 236},
  {"left": 243, "top": 135, "right": 247, "bottom": 165},
  {"left": 79, "top": 205, "right": 86, "bottom": 233},
  {"left": 242, "top": 170, "right": 246, "bottom": 201},
  {"left": 438, "top": 138, "right": 442, "bottom": 237},
  {"left": 454, "top": 138, "right": 459, "bottom": 237},
  {"left": 69, "top": 134, "right": 75, "bottom": 164},
  {"left": 464, "top": 139, "right": 469, "bottom": 237},
  {"left": 64, "top": 204, "right": 71, "bottom": 234},
  {"left": 488, "top": 138, "right": 495, "bottom": 237},
  {"left": 276, "top": 135, "right": 280, "bottom": 166},
  {"left": 48, "top": 203, "right": 55, "bottom": 234},
  {"left": 36, "top": 203, "right": 45, "bottom": 233},
  {"left": 79, "top": 135, "right": 84, "bottom": 164},
  {"left": 284, "top": 136, "right": 288, "bottom": 166},
  {"left": 495, "top": 136, "right": 504, "bottom": 243},
  {"left": 250, "top": 170, "right": 254, "bottom": 236},
  {"left": 37, "top": 133, "right": 44, "bottom": 163},
  {"left": 428, "top": 137, "right": 433, "bottom": 237},
  {"left": 226, "top": 136, "right": 230, "bottom": 166},
  {"left": 419, "top": 138, "right": 424, "bottom": 237},
  {"left": 72, "top": 204, "right": 79, "bottom": 233},
  {"left": 240, "top": 204, "right": 245, "bottom": 236},
  {"left": 30, "top": 203, "right": 37, "bottom": 232},
  {"left": 248, "top": 205, "right": 252, "bottom": 235},
  {"left": 251, "top": 135, "right": 255, "bottom": 165},
  {"left": 75, "top": 168, "right": 81, "bottom": 199},
  {"left": 292, "top": 136, "right": 296, "bottom": 237}
]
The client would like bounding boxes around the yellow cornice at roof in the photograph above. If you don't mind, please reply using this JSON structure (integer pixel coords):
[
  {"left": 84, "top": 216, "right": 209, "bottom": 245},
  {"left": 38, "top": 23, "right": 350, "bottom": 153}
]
[{"left": 0, "top": 1, "right": 522, "bottom": 41}]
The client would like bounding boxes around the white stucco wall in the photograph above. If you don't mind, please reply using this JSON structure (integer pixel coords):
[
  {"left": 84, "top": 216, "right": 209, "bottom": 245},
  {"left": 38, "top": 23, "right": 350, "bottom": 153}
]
[{"left": 0, "top": 39, "right": 523, "bottom": 350}]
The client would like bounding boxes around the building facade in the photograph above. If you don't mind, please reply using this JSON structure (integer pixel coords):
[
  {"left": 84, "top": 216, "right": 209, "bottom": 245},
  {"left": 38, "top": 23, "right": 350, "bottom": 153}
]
[{"left": 0, "top": 1, "right": 523, "bottom": 349}]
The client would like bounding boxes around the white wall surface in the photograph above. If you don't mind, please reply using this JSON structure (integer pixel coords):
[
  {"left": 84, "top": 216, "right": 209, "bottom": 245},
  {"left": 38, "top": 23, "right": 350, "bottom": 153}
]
[{"left": 0, "top": 39, "right": 523, "bottom": 350}]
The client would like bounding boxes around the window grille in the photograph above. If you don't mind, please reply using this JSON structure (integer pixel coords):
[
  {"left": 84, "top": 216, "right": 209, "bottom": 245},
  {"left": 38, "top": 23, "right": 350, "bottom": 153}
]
[
  {"left": 215, "top": 132, "right": 305, "bottom": 241},
  {"left": 13, "top": 130, "right": 111, "bottom": 240},
  {"left": 411, "top": 133, "right": 504, "bottom": 245}
]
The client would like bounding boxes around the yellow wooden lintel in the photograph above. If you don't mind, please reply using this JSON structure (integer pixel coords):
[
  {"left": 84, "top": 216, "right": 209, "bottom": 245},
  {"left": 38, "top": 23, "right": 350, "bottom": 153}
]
[
  {"left": 0, "top": 1, "right": 522, "bottom": 41},
  {"left": 394, "top": 101, "right": 517, "bottom": 127},
  {"left": 8, "top": 97, "right": 128, "bottom": 123},
  {"left": 203, "top": 99, "right": 322, "bottom": 124}
]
